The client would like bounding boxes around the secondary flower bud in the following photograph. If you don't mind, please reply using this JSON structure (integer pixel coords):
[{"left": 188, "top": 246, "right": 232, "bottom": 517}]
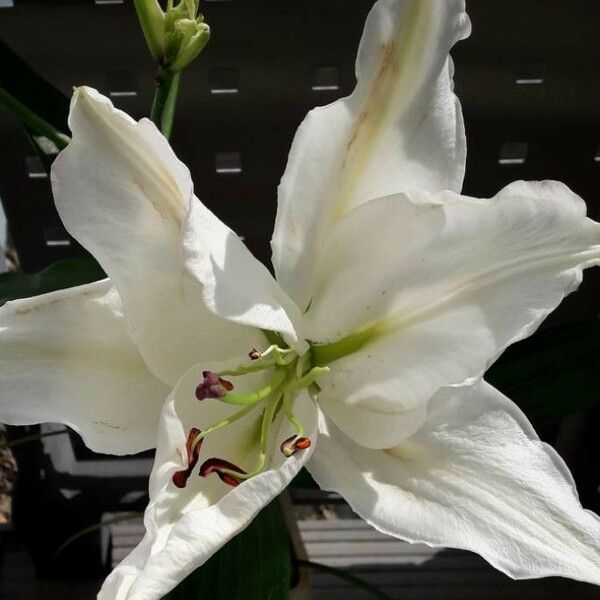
[{"left": 133, "top": 0, "right": 210, "bottom": 73}]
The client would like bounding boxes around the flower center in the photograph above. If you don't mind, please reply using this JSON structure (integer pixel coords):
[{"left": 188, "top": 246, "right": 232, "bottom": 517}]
[{"left": 172, "top": 344, "right": 328, "bottom": 489}]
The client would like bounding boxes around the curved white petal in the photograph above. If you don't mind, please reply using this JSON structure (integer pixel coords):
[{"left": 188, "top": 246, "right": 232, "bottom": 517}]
[
  {"left": 309, "top": 181, "right": 600, "bottom": 417},
  {"left": 99, "top": 359, "right": 318, "bottom": 600},
  {"left": 182, "top": 198, "right": 303, "bottom": 346},
  {"left": 308, "top": 381, "right": 600, "bottom": 585},
  {"left": 319, "top": 398, "right": 426, "bottom": 449},
  {"left": 0, "top": 281, "right": 169, "bottom": 454},
  {"left": 51, "top": 87, "right": 261, "bottom": 386},
  {"left": 272, "top": 0, "right": 471, "bottom": 307}
]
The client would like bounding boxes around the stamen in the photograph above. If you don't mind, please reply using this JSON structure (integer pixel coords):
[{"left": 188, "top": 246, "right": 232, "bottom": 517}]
[
  {"left": 195, "top": 370, "right": 234, "bottom": 401},
  {"left": 190, "top": 403, "right": 260, "bottom": 458},
  {"left": 199, "top": 457, "right": 246, "bottom": 487},
  {"left": 172, "top": 427, "right": 202, "bottom": 488},
  {"left": 217, "top": 369, "right": 288, "bottom": 406},
  {"left": 280, "top": 435, "right": 312, "bottom": 457},
  {"left": 282, "top": 391, "right": 304, "bottom": 437},
  {"left": 219, "top": 346, "right": 297, "bottom": 378},
  {"left": 285, "top": 365, "right": 329, "bottom": 393}
]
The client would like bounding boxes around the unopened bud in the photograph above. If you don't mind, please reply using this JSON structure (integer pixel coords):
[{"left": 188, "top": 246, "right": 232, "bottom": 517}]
[{"left": 134, "top": 0, "right": 210, "bottom": 73}]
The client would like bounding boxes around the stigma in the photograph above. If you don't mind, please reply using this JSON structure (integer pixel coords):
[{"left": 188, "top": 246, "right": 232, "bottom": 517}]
[{"left": 195, "top": 371, "right": 234, "bottom": 400}]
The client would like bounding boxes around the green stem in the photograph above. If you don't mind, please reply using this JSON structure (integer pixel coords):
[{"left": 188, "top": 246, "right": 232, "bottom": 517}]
[
  {"left": 52, "top": 512, "right": 141, "bottom": 562},
  {"left": 150, "top": 69, "right": 180, "bottom": 139},
  {"left": 191, "top": 402, "right": 260, "bottom": 451},
  {"left": 5, "top": 428, "right": 69, "bottom": 448},
  {"left": 0, "top": 87, "right": 70, "bottom": 149},
  {"left": 295, "top": 559, "right": 394, "bottom": 600}
]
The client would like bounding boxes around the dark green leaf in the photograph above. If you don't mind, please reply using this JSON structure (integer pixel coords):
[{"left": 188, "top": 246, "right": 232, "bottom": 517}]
[
  {"left": 0, "top": 39, "right": 70, "bottom": 132},
  {"left": 164, "top": 500, "right": 291, "bottom": 600},
  {"left": 0, "top": 258, "right": 105, "bottom": 306},
  {"left": 290, "top": 467, "right": 319, "bottom": 490},
  {"left": 487, "top": 320, "right": 600, "bottom": 425},
  {"left": 0, "top": 40, "right": 70, "bottom": 150}
]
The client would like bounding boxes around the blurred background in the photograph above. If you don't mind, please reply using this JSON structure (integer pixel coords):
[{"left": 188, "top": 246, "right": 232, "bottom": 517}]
[{"left": 0, "top": 0, "right": 599, "bottom": 598}]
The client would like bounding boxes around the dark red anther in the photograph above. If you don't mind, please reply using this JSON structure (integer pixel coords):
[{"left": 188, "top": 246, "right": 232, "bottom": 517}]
[
  {"left": 195, "top": 371, "right": 234, "bottom": 401},
  {"left": 248, "top": 348, "right": 261, "bottom": 360},
  {"left": 294, "top": 437, "right": 311, "bottom": 450},
  {"left": 172, "top": 427, "right": 202, "bottom": 489},
  {"left": 219, "top": 473, "right": 242, "bottom": 487},
  {"left": 199, "top": 457, "right": 246, "bottom": 487},
  {"left": 280, "top": 435, "right": 312, "bottom": 457}
]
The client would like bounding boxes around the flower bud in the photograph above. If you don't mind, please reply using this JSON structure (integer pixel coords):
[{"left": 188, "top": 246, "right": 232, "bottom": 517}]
[{"left": 134, "top": 0, "right": 210, "bottom": 73}]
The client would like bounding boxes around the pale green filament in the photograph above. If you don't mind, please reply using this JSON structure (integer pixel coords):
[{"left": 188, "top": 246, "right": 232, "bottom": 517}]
[
  {"left": 282, "top": 391, "right": 304, "bottom": 437},
  {"left": 190, "top": 344, "right": 332, "bottom": 484},
  {"left": 219, "top": 346, "right": 296, "bottom": 377},
  {"left": 285, "top": 366, "right": 329, "bottom": 394},
  {"left": 217, "top": 369, "right": 288, "bottom": 406},
  {"left": 224, "top": 393, "right": 283, "bottom": 481},
  {"left": 190, "top": 401, "right": 259, "bottom": 453}
]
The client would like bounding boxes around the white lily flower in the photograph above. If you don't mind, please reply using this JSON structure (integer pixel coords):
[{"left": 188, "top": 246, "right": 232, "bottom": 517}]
[{"left": 1, "top": 0, "right": 600, "bottom": 598}]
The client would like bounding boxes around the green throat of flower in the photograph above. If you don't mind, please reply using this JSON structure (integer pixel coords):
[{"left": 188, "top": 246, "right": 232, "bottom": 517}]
[{"left": 172, "top": 323, "right": 385, "bottom": 490}]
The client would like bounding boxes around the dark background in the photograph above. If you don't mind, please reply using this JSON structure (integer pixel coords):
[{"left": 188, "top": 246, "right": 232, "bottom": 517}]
[
  {"left": 1, "top": 1, "right": 599, "bottom": 334},
  {"left": 0, "top": 1, "right": 599, "bottom": 597}
]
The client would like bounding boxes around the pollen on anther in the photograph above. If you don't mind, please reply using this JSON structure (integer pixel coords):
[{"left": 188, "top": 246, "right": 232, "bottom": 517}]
[
  {"left": 195, "top": 371, "right": 234, "bottom": 401},
  {"left": 248, "top": 348, "right": 261, "bottom": 360},
  {"left": 280, "top": 435, "right": 312, "bottom": 457},
  {"left": 199, "top": 457, "right": 246, "bottom": 487},
  {"left": 220, "top": 473, "right": 242, "bottom": 487}
]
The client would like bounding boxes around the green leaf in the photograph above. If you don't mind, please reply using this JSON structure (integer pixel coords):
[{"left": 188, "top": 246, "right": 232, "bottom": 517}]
[
  {"left": 0, "top": 258, "right": 106, "bottom": 306},
  {"left": 487, "top": 320, "right": 600, "bottom": 426},
  {"left": 164, "top": 500, "right": 291, "bottom": 600},
  {"left": 0, "top": 40, "right": 70, "bottom": 150}
]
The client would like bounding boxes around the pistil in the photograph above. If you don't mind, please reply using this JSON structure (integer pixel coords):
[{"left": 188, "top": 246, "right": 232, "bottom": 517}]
[{"left": 195, "top": 371, "right": 233, "bottom": 400}]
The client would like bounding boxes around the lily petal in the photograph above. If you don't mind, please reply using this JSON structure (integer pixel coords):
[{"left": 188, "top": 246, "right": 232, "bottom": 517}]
[
  {"left": 99, "top": 359, "right": 318, "bottom": 599},
  {"left": 308, "top": 380, "right": 600, "bottom": 585},
  {"left": 272, "top": 0, "right": 471, "bottom": 308},
  {"left": 182, "top": 198, "right": 303, "bottom": 345},
  {"left": 0, "top": 281, "right": 169, "bottom": 454},
  {"left": 51, "top": 87, "right": 261, "bottom": 386},
  {"left": 319, "top": 398, "right": 426, "bottom": 450},
  {"left": 308, "top": 181, "right": 600, "bottom": 434}
]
